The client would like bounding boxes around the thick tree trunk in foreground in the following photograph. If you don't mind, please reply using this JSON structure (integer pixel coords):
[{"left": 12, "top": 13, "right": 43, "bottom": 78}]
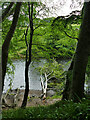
[
  {"left": 2, "top": 2, "right": 22, "bottom": 91},
  {"left": 21, "top": 3, "right": 33, "bottom": 108},
  {"left": 71, "top": 2, "right": 90, "bottom": 101},
  {"left": 62, "top": 56, "right": 74, "bottom": 100},
  {"left": 0, "top": 62, "right": 2, "bottom": 116},
  {"left": 62, "top": 2, "right": 90, "bottom": 101}
]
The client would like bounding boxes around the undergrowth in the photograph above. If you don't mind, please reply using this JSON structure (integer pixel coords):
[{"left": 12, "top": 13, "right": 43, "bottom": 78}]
[{"left": 2, "top": 98, "right": 89, "bottom": 120}]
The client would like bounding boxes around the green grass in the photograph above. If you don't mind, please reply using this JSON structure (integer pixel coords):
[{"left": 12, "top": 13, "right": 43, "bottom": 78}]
[{"left": 2, "top": 99, "right": 89, "bottom": 120}]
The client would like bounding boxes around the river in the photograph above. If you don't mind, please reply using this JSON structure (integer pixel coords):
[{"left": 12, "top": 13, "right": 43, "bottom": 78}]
[{"left": 3, "top": 59, "right": 70, "bottom": 93}]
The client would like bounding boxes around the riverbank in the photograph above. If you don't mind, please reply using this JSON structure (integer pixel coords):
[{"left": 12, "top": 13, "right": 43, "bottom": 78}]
[{"left": 2, "top": 89, "right": 61, "bottom": 109}]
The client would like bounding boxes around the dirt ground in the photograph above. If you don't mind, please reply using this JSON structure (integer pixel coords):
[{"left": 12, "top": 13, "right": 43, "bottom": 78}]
[{"left": 2, "top": 89, "right": 61, "bottom": 109}]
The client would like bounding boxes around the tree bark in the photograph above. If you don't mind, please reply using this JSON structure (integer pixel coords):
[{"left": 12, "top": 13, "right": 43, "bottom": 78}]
[
  {"left": 21, "top": 3, "right": 33, "bottom": 108},
  {"left": 0, "top": 62, "right": 2, "bottom": 114},
  {"left": 21, "top": 60, "right": 29, "bottom": 108},
  {"left": 62, "top": 55, "right": 74, "bottom": 100},
  {"left": 71, "top": 2, "right": 90, "bottom": 101},
  {"left": 62, "top": 3, "right": 90, "bottom": 101},
  {"left": 2, "top": 2, "right": 14, "bottom": 21},
  {"left": 2, "top": 2, "right": 22, "bottom": 91},
  {"left": 40, "top": 73, "right": 48, "bottom": 100}
]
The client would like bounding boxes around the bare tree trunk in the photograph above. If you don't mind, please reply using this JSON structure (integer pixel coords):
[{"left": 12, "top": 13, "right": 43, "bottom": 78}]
[
  {"left": 2, "top": 2, "right": 22, "bottom": 91},
  {"left": 40, "top": 71, "right": 53, "bottom": 100},
  {"left": 21, "top": 3, "right": 33, "bottom": 108},
  {"left": 71, "top": 2, "right": 90, "bottom": 101},
  {"left": 40, "top": 73, "right": 48, "bottom": 100}
]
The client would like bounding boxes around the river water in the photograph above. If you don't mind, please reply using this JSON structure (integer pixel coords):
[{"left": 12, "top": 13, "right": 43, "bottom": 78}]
[{"left": 3, "top": 59, "right": 70, "bottom": 92}]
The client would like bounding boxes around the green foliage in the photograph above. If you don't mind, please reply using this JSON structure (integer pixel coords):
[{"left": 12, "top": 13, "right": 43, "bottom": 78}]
[
  {"left": 3, "top": 99, "right": 89, "bottom": 120},
  {"left": 2, "top": 2, "right": 82, "bottom": 61},
  {"left": 86, "top": 56, "right": 90, "bottom": 76},
  {"left": 38, "top": 59, "right": 65, "bottom": 80},
  {"left": 37, "top": 59, "right": 67, "bottom": 96},
  {"left": 85, "top": 56, "right": 90, "bottom": 92},
  {"left": 51, "top": 95, "right": 62, "bottom": 99},
  {"left": 6, "top": 58, "right": 15, "bottom": 89},
  {"left": 2, "top": 14, "right": 79, "bottom": 60}
]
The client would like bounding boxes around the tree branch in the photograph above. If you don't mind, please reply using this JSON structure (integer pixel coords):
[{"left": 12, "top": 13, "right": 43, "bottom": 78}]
[
  {"left": 33, "top": 24, "right": 43, "bottom": 31},
  {"left": 52, "top": 10, "right": 81, "bottom": 24},
  {"left": 47, "top": 71, "right": 53, "bottom": 78},
  {"left": 24, "top": 25, "right": 29, "bottom": 47},
  {"left": 64, "top": 31, "right": 79, "bottom": 41},
  {"left": 33, "top": 7, "right": 44, "bottom": 20}
]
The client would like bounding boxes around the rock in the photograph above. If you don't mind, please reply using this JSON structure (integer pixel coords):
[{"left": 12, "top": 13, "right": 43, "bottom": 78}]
[
  {"left": 32, "top": 95, "right": 36, "bottom": 97},
  {"left": 2, "top": 105, "right": 6, "bottom": 108},
  {"left": 20, "top": 85, "right": 24, "bottom": 88},
  {"left": 31, "top": 94, "right": 37, "bottom": 98},
  {"left": 47, "top": 90, "right": 56, "bottom": 97}
]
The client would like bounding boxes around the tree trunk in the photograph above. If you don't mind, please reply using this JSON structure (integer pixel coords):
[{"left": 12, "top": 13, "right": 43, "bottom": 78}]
[
  {"left": 62, "top": 55, "right": 74, "bottom": 100},
  {"left": 40, "top": 73, "right": 48, "bottom": 100},
  {"left": 2, "top": 2, "right": 14, "bottom": 21},
  {"left": 0, "top": 62, "right": 2, "bottom": 114},
  {"left": 2, "top": 2, "right": 22, "bottom": 91},
  {"left": 21, "top": 3, "right": 33, "bottom": 108},
  {"left": 71, "top": 2, "right": 90, "bottom": 101},
  {"left": 62, "top": 2, "right": 90, "bottom": 101},
  {"left": 21, "top": 59, "right": 29, "bottom": 108}
]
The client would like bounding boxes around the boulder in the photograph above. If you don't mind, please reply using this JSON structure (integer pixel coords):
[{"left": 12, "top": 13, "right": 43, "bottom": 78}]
[{"left": 47, "top": 90, "right": 56, "bottom": 97}]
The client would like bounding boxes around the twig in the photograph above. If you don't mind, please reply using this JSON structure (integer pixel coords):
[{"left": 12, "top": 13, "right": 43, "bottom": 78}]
[{"left": 33, "top": 24, "right": 43, "bottom": 31}]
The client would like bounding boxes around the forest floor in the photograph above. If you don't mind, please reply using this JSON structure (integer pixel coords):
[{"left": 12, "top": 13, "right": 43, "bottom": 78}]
[{"left": 2, "top": 89, "right": 61, "bottom": 109}]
